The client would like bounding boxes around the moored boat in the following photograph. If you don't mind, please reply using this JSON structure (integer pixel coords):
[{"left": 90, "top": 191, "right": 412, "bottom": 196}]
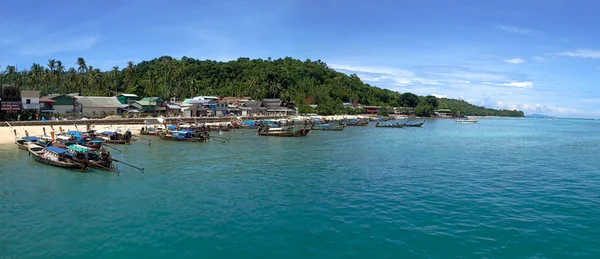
[
  {"left": 99, "top": 130, "right": 133, "bottom": 144},
  {"left": 15, "top": 136, "right": 52, "bottom": 150},
  {"left": 404, "top": 121, "right": 425, "bottom": 127},
  {"left": 258, "top": 125, "right": 311, "bottom": 137},
  {"left": 28, "top": 146, "right": 89, "bottom": 171},
  {"left": 157, "top": 130, "right": 209, "bottom": 142},
  {"left": 341, "top": 119, "right": 369, "bottom": 126},
  {"left": 67, "top": 144, "right": 118, "bottom": 172},
  {"left": 456, "top": 117, "right": 479, "bottom": 124},
  {"left": 310, "top": 123, "right": 345, "bottom": 131},
  {"left": 375, "top": 122, "right": 406, "bottom": 128}
]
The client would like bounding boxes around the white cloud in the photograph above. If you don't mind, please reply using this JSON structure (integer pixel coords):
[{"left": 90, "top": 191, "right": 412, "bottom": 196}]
[
  {"left": 496, "top": 101, "right": 504, "bottom": 109},
  {"left": 431, "top": 94, "right": 448, "bottom": 98},
  {"left": 329, "top": 64, "right": 440, "bottom": 86},
  {"left": 532, "top": 56, "right": 546, "bottom": 62},
  {"left": 558, "top": 49, "right": 600, "bottom": 59},
  {"left": 483, "top": 81, "right": 533, "bottom": 88},
  {"left": 505, "top": 58, "right": 526, "bottom": 64},
  {"left": 495, "top": 25, "right": 539, "bottom": 36},
  {"left": 19, "top": 36, "right": 98, "bottom": 55},
  {"left": 433, "top": 71, "right": 507, "bottom": 82}
]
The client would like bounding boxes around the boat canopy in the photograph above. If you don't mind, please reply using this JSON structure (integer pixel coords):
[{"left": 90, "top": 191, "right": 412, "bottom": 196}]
[
  {"left": 57, "top": 135, "right": 72, "bottom": 140},
  {"left": 68, "top": 145, "right": 90, "bottom": 153},
  {"left": 21, "top": 136, "right": 40, "bottom": 141},
  {"left": 101, "top": 131, "right": 117, "bottom": 136},
  {"left": 46, "top": 146, "right": 69, "bottom": 154}
]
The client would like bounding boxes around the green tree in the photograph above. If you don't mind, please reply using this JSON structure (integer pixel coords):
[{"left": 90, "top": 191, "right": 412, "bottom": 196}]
[
  {"left": 415, "top": 103, "right": 434, "bottom": 117},
  {"left": 400, "top": 92, "right": 419, "bottom": 107},
  {"left": 424, "top": 95, "right": 439, "bottom": 109}
]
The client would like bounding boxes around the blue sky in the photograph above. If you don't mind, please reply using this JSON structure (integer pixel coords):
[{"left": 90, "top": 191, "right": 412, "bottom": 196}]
[{"left": 2, "top": 0, "right": 600, "bottom": 117}]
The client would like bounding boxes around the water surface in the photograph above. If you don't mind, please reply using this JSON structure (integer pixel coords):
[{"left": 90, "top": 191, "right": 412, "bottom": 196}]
[{"left": 1, "top": 118, "right": 600, "bottom": 258}]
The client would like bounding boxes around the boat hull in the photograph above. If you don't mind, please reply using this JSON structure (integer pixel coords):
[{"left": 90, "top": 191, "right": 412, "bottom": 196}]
[
  {"left": 344, "top": 121, "right": 369, "bottom": 126},
  {"left": 311, "top": 125, "right": 345, "bottom": 131},
  {"left": 375, "top": 123, "right": 406, "bottom": 128},
  {"left": 29, "top": 148, "right": 89, "bottom": 171},
  {"left": 157, "top": 132, "right": 209, "bottom": 142},
  {"left": 258, "top": 129, "right": 311, "bottom": 137}
]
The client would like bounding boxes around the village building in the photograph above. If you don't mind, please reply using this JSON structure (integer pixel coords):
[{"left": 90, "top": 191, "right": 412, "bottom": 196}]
[
  {"left": 362, "top": 105, "right": 381, "bottom": 114},
  {"left": 39, "top": 97, "right": 56, "bottom": 114},
  {"left": 74, "top": 96, "right": 123, "bottom": 118},
  {"left": 239, "top": 100, "right": 265, "bottom": 116},
  {"left": 21, "top": 91, "right": 40, "bottom": 113},
  {"left": 0, "top": 85, "right": 21, "bottom": 120},
  {"left": 262, "top": 98, "right": 298, "bottom": 116},
  {"left": 132, "top": 97, "right": 163, "bottom": 113},
  {"left": 46, "top": 93, "right": 79, "bottom": 114},
  {"left": 434, "top": 109, "right": 452, "bottom": 117}
]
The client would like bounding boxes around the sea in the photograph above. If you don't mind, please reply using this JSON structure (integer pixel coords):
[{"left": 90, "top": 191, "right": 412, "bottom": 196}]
[{"left": 1, "top": 118, "right": 600, "bottom": 259}]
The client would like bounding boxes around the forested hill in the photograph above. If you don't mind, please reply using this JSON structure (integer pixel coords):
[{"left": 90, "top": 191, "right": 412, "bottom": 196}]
[{"left": 0, "top": 56, "right": 524, "bottom": 117}]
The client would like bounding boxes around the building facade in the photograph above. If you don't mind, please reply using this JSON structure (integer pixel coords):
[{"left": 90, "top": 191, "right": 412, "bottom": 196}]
[{"left": 21, "top": 91, "right": 40, "bottom": 112}]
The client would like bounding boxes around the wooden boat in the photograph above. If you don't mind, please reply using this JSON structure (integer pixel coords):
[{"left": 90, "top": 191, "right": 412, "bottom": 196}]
[
  {"left": 375, "top": 122, "right": 406, "bottom": 128},
  {"left": 67, "top": 145, "right": 118, "bottom": 172},
  {"left": 140, "top": 126, "right": 162, "bottom": 135},
  {"left": 404, "top": 121, "right": 425, "bottom": 127},
  {"left": 456, "top": 117, "right": 478, "bottom": 124},
  {"left": 258, "top": 125, "right": 311, "bottom": 137},
  {"left": 28, "top": 146, "right": 89, "bottom": 171},
  {"left": 99, "top": 130, "right": 133, "bottom": 144},
  {"left": 15, "top": 136, "right": 50, "bottom": 150},
  {"left": 342, "top": 119, "right": 369, "bottom": 126},
  {"left": 157, "top": 130, "right": 209, "bottom": 142},
  {"left": 310, "top": 123, "right": 345, "bottom": 131}
]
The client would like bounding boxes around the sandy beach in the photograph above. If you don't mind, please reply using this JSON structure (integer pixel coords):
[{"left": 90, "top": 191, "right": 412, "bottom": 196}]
[
  {"left": 0, "top": 114, "right": 387, "bottom": 145},
  {"left": 0, "top": 124, "right": 148, "bottom": 145}
]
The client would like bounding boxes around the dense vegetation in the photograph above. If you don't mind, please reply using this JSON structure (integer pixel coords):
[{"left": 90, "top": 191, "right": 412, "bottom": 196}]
[{"left": 0, "top": 57, "right": 523, "bottom": 117}]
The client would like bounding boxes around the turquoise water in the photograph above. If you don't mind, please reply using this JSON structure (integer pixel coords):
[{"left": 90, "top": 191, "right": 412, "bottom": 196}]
[{"left": 1, "top": 118, "right": 600, "bottom": 258}]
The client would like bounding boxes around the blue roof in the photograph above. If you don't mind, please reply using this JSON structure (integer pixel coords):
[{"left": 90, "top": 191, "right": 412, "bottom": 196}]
[
  {"left": 21, "top": 136, "right": 40, "bottom": 141},
  {"left": 46, "top": 146, "right": 68, "bottom": 154}
]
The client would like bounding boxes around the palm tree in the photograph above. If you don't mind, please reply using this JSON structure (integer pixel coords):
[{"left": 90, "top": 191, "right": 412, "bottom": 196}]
[
  {"left": 28, "top": 63, "right": 43, "bottom": 90},
  {"left": 76, "top": 57, "right": 87, "bottom": 95},
  {"left": 111, "top": 66, "right": 120, "bottom": 96},
  {"left": 124, "top": 61, "right": 135, "bottom": 93},
  {"left": 143, "top": 71, "right": 159, "bottom": 97},
  {"left": 5, "top": 65, "right": 18, "bottom": 86},
  {"left": 56, "top": 61, "right": 64, "bottom": 93},
  {"left": 65, "top": 68, "right": 77, "bottom": 93}
]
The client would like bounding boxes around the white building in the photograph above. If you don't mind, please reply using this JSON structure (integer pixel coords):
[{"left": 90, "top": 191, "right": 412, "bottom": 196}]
[
  {"left": 74, "top": 96, "right": 123, "bottom": 118},
  {"left": 21, "top": 91, "right": 40, "bottom": 112}
]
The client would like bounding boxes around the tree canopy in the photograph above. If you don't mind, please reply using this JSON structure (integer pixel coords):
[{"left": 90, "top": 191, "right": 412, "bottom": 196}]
[{"left": 0, "top": 56, "right": 524, "bottom": 117}]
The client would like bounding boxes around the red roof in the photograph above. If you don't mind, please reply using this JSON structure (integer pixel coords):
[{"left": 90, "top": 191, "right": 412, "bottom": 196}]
[{"left": 40, "top": 97, "right": 56, "bottom": 103}]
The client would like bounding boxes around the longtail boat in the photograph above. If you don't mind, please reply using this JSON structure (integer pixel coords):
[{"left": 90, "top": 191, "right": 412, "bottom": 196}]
[
  {"left": 15, "top": 136, "right": 53, "bottom": 150},
  {"left": 157, "top": 130, "right": 209, "bottom": 142},
  {"left": 342, "top": 119, "right": 369, "bottom": 126},
  {"left": 28, "top": 146, "right": 89, "bottom": 171},
  {"left": 67, "top": 145, "right": 118, "bottom": 172},
  {"left": 405, "top": 121, "right": 425, "bottom": 127},
  {"left": 258, "top": 125, "right": 311, "bottom": 137},
  {"left": 310, "top": 123, "right": 345, "bottom": 131},
  {"left": 375, "top": 122, "right": 406, "bottom": 128},
  {"left": 140, "top": 126, "right": 161, "bottom": 135},
  {"left": 99, "top": 130, "right": 133, "bottom": 144}
]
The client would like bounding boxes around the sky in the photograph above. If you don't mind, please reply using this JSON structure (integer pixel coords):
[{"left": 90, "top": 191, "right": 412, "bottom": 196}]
[{"left": 1, "top": 0, "right": 600, "bottom": 118}]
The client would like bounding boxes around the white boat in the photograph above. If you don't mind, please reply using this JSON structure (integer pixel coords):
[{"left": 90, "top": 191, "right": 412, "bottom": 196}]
[{"left": 456, "top": 116, "right": 479, "bottom": 124}]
